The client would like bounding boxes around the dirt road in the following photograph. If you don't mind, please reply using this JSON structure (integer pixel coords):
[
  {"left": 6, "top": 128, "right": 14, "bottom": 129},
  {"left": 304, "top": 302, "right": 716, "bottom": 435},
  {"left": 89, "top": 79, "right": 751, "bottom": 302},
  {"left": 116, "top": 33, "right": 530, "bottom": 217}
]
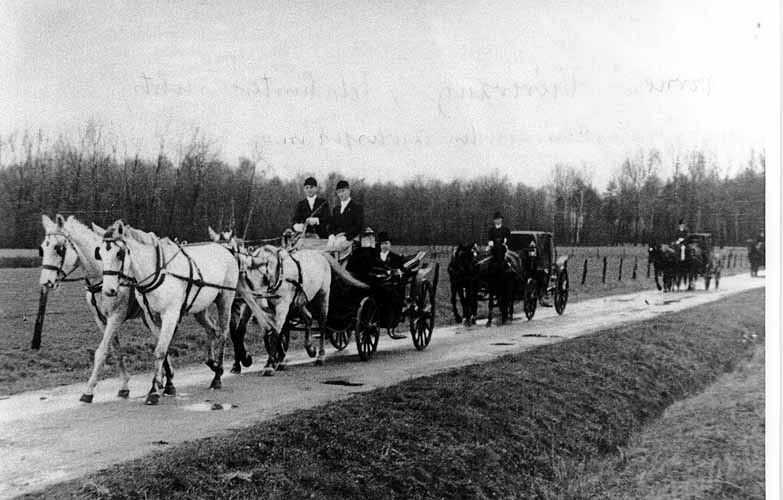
[{"left": 0, "top": 274, "right": 764, "bottom": 498}]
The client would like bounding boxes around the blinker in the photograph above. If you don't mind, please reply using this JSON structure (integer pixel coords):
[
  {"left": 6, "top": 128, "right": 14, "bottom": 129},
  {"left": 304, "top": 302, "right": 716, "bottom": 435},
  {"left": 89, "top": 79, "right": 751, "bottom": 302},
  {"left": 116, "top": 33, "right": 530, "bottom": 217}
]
[{"left": 94, "top": 247, "right": 102, "bottom": 260}]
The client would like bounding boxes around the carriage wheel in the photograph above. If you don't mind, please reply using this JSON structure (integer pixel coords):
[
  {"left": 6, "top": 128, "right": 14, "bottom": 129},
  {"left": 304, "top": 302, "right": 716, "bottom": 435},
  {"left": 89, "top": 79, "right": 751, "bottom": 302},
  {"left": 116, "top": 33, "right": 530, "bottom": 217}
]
[
  {"left": 523, "top": 278, "right": 538, "bottom": 320},
  {"left": 410, "top": 281, "right": 435, "bottom": 351},
  {"left": 329, "top": 327, "right": 351, "bottom": 351},
  {"left": 554, "top": 269, "right": 569, "bottom": 315},
  {"left": 355, "top": 297, "right": 380, "bottom": 361}
]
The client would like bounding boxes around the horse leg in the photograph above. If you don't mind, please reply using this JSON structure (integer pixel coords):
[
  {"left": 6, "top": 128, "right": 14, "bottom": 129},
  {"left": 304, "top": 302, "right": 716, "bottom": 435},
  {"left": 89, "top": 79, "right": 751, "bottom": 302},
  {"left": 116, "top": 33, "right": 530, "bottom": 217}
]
[
  {"left": 110, "top": 332, "right": 131, "bottom": 399},
  {"left": 195, "top": 308, "right": 226, "bottom": 390},
  {"left": 81, "top": 311, "right": 121, "bottom": 403},
  {"left": 230, "top": 302, "right": 252, "bottom": 374},
  {"left": 263, "top": 306, "right": 289, "bottom": 376},
  {"left": 317, "top": 290, "right": 329, "bottom": 366},
  {"left": 146, "top": 312, "right": 179, "bottom": 405},
  {"left": 486, "top": 286, "right": 494, "bottom": 327},
  {"left": 450, "top": 281, "right": 462, "bottom": 324}
]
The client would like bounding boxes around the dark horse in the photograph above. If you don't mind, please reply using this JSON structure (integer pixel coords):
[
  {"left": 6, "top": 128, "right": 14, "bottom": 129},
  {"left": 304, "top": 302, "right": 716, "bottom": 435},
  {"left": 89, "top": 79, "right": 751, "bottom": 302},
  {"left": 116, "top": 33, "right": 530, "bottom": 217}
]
[
  {"left": 479, "top": 244, "right": 520, "bottom": 327},
  {"left": 648, "top": 242, "right": 677, "bottom": 291},
  {"left": 748, "top": 240, "right": 765, "bottom": 277},
  {"left": 681, "top": 242, "right": 707, "bottom": 290},
  {"left": 448, "top": 243, "right": 479, "bottom": 325}
]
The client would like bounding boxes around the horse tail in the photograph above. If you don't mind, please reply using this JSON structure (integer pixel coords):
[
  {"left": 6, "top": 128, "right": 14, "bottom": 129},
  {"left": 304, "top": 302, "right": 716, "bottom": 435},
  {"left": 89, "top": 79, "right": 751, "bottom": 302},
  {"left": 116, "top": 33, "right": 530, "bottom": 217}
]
[{"left": 322, "top": 254, "right": 370, "bottom": 289}]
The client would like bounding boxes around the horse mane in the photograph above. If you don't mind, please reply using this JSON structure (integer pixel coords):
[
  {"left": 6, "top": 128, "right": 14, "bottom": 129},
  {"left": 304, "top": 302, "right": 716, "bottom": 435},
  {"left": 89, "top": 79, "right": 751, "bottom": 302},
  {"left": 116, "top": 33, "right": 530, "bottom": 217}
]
[{"left": 64, "top": 216, "right": 100, "bottom": 241}]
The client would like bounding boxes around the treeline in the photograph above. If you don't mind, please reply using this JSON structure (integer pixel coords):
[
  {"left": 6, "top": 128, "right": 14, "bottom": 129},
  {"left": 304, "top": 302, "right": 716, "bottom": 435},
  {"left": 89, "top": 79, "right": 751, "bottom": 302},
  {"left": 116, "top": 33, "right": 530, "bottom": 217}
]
[{"left": 0, "top": 126, "right": 765, "bottom": 248}]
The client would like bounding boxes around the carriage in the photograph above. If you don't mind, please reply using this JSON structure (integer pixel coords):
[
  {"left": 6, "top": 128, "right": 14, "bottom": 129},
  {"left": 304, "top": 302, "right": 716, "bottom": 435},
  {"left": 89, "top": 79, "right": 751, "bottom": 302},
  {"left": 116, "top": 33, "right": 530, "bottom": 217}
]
[
  {"left": 275, "top": 252, "right": 440, "bottom": 362},
  {"left": 506, "top": 231, "right": 570, "bottom": 320},
  {"left": 682, "top": 232, "right": 722, "bottom": 289}
]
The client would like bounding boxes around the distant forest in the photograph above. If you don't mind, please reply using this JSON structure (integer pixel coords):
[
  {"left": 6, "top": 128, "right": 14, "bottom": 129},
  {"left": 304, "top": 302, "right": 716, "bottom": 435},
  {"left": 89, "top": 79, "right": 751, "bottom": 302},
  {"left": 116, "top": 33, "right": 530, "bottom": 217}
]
[{"left": 0, "top": 126, "right": 765, "bottom": 248}]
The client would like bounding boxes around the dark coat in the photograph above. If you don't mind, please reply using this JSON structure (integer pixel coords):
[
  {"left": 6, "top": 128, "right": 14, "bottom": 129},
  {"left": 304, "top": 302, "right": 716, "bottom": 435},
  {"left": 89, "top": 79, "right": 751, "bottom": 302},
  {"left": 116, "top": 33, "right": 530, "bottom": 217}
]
[
  {"left": 329, "top": 200, "right": 364, "bottom": 240},
  {"left": 380, "top": 250, "right": 405, "bottom": 270},
  {"left": 347, "top": 247, "right": 388, "bottom": 283},
  {"left": 675, "top": 228, "right": 689, "bottom": 242},
  {"left": 292, "top": 197, "right": 330, "bottom": 238},
  {"left": 488, "top": 225, "right": 511, "bottom": 246}
]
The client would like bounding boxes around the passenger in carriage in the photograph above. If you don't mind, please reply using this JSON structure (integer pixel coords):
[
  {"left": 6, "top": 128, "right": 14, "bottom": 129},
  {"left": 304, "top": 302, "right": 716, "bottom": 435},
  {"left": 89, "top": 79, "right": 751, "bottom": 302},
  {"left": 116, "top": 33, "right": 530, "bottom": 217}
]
[
  {"left": 327, "top": 180, "right": 364, "bottom": 251},
  {"left": 377, "top": 231, "right": 405, "bottom": 271},
  {"left": 487, "top": 211, "right": 511, "bottom": 249},
  {"left": 292, "top": 176, "right": 330, "bottom": 239}
]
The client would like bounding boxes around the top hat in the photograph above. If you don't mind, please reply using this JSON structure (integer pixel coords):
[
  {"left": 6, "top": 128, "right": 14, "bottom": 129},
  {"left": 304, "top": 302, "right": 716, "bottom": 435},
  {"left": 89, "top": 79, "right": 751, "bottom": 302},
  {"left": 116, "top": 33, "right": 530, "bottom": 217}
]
[{"left": 336, "top": 180, "right": 350, "bottom": 190}]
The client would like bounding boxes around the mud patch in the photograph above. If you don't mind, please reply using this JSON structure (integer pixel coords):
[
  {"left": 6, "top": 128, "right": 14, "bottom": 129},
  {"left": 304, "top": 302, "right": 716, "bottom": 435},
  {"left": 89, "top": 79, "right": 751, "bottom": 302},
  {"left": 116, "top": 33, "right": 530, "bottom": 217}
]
[
  {"left": 522, "top": 334, "right": 563, "bottom": 338},
  {"left": 182, "top": 402, "right": 239, "bottom": 412},
  {"left": 323, "top": 380, "right": 364, "bottom": 387},
  {"left": 491, "top": 342, "right": 515, "bottom": 346}
]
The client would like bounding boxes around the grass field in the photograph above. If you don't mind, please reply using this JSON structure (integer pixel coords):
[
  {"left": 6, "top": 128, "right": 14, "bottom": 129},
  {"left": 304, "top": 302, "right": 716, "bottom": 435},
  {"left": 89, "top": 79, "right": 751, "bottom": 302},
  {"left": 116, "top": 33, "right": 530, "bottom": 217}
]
[
  {"left": 0, "top": 245, "right": 755, "bottom": 396},
  {"left": 20, "top": 289, "right": 764, "bottom": 500}
]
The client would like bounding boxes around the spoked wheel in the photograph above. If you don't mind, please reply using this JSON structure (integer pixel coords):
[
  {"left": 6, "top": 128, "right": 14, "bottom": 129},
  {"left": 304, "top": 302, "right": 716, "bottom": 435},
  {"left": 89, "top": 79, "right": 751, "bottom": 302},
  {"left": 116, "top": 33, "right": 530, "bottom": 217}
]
[
  {"left": 554, "top": 269, "right": 569, "bottom": 315},
  {"left": 523, "top": 277, "right": 538, "bottom": 320},
  {"left": 329, "top": 327, "right": 351, "bottom": 351},
  {"left": 410, "top": 281, "right": 435, "bottom": 351},
  {"left": 355, "top": 297, "right": 380, "bottom": 361}
]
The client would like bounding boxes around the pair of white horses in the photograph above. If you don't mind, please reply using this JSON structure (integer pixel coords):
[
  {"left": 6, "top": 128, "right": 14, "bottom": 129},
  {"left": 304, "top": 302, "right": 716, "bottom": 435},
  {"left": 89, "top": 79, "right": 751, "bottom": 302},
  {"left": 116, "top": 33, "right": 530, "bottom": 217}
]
[{"left": 38, "top": 215, "right": 364, "bottom": 405}]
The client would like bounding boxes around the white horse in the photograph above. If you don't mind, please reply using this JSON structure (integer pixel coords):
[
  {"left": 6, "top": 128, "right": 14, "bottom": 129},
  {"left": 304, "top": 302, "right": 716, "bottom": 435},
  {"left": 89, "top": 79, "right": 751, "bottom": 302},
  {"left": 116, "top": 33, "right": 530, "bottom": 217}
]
[
  {"left": 38, "top": 214, "right": 175, "bottom": 402},
  {"left": 247, "top": 245, "right": 368, "bottom": 375},
  {"left": 97, "top": 220, "right": 239, "bottom": 405}
]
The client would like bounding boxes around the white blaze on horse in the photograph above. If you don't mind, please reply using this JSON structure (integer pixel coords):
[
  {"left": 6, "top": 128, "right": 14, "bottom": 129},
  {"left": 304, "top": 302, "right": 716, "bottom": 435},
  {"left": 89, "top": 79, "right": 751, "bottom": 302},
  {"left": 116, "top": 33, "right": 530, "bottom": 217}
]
[
  {"left": 96, "top": 220, "right": 239, "bottom": 405},
  {"left": 246, "top": 245, "right": 368, "bottom": 375},
  {"left": 38, "top": 214, "right": 174, "bottom": 402}
]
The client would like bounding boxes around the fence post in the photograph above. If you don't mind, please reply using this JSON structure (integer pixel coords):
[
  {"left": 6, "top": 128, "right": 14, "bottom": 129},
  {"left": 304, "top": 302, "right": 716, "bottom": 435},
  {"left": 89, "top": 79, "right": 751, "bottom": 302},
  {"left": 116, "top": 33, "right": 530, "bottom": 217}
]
[
  {"left": 632, "top": 256, "right": 638, "bottom": 280},
  {"left": 618, "top": 257, "right": 623, "bottom": 281},
  {"left": 602, "top": 256, "right": 607, "bottom": 283},
  {"left": 581, "top": 258, "right": 588, "bottom": 285}
]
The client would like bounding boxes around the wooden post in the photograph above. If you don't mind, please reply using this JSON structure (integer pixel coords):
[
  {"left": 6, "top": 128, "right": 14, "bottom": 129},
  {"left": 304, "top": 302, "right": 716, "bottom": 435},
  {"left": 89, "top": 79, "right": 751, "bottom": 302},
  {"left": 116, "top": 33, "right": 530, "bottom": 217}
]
[
  {"left": 602, "top": 256, "right": 607, "bottom": 283},
  {"left": 581, "top": 258, "right": 588, "bottom": 285},
  {"left": 632, "top": 256, "right": 638, "bottom": 280},
  {"left": 618, "top": 257, "right": 623, "bottom": 281}
]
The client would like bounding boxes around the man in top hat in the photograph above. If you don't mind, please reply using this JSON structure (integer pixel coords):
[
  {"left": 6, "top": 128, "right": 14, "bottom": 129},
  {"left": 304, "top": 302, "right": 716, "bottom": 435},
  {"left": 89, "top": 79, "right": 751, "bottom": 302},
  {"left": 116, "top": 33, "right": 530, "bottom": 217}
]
[
  {"left": 327, "top": 180, "right": 364, "bottom": 249},
  {"left": 347, "top": 227, "right": 388, "bottom": 283},
  {"left": 487, "top": 211, "right": 511, "bottom": 249},
  {"left": 292, "top": 176, "right": 330, "bottom": 239},
  {"left": 378, "top": 231, "right": 406, "bottom": 270},
  {"left": 674, "top": 218, "right": 689, "bottom": 261}
]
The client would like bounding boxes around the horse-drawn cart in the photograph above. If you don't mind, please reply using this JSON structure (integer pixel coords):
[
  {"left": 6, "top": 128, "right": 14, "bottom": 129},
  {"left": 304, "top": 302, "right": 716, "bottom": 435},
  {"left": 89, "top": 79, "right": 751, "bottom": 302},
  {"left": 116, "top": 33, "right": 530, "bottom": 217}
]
[
  {"left": 271, "top": 252, "right": 440, "bottom": 362},
  {"left": 507, "top": 231, "right": 569, "bottom": 320},
  {"left": 682, "top": 233, "right": 722, "bottom": 290}
]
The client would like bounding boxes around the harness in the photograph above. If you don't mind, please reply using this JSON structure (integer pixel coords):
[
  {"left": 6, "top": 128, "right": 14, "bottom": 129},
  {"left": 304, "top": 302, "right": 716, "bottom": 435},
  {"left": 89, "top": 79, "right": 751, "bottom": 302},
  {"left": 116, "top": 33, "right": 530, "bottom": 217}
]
[
  {"left": 42, "top": 232, "right": 84, "bottom": 283},
  {"left": 263, "top": 248, "right": 308, "bottom": 304}
]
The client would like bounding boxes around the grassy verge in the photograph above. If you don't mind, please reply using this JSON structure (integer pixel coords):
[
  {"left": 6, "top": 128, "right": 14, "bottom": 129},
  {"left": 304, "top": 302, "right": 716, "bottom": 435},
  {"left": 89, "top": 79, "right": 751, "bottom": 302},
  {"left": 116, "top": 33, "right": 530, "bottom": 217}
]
[
  {"left": 560, "top": 342, "right": 765, "bottom": 499},
  {"left": 22, "top": 289, "right": 764, "bottom": 500}
]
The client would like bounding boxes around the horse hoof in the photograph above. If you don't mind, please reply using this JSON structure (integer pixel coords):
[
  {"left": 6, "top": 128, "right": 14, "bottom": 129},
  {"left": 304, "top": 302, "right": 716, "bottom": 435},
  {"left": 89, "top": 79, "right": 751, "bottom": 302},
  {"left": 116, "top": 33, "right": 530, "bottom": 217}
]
[
  {"left": 163, "top": 385, "right": 177, "bottom": 397},
  {"left": 79, "top": 393, "right": 94, "bottom": 404},
  {"left": 262, "top": 368, "right": 275, "bottom": 377},
  {"left": 145, "top": 393, "right": 160, "bottom": 405},
  {"left": 117, "top": 389, "right": 130, "bottom": 399},
  {"left": 210, "top": 379, "right": 222, "bottom": 390},
  {"left": 231, "top": 364, "right": 241, "bottom": 374},
  {"left": 242, "top": 354, "right": 253, "bottom": 367},
  {"left": 455, "top": 316, "right": 462, "bottom": 324}
]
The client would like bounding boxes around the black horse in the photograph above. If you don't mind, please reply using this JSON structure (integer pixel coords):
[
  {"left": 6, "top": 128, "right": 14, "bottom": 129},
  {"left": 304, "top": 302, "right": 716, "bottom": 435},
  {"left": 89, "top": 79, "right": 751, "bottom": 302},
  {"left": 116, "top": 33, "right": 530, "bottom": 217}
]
[
  {"left": 648, "top": 242, "right": 677, "bottom": 291},
  {"left": 479, "top": 244, "right": 520, "bottom": 327},
  {"left": 448, "top": 243, "right": 479, "bottom": 325},
  {"left": 748, "top": 240, "right": 765, "bottom": 277}
]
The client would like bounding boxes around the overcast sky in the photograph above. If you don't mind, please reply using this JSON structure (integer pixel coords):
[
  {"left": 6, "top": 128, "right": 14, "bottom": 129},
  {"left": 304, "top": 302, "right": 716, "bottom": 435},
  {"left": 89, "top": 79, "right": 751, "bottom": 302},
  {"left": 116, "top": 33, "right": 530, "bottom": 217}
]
[{"left": 1, "top": 0, "right": 778, "bottom": 189}]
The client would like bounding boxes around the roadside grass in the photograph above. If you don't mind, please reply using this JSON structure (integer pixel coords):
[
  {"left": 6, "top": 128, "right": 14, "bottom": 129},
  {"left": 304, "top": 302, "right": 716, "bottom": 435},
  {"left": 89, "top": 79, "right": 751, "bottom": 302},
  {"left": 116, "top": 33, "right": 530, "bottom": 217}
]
[
  {"left": 553, "top": 339, "right": 765, "bottom": 500},
  {"left": 20, "top": 289, "right": 764, "bottom": 500}
]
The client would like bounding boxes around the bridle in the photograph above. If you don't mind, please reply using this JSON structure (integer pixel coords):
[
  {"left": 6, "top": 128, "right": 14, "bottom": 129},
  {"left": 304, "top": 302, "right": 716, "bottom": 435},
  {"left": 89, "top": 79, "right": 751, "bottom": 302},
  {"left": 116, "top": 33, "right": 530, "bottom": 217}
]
[
  {"left": 41, "top": 232, "right": 83, "bottom": 283},
  {"left": 99, "top": 237, "right": 137, "bottom": 286}
]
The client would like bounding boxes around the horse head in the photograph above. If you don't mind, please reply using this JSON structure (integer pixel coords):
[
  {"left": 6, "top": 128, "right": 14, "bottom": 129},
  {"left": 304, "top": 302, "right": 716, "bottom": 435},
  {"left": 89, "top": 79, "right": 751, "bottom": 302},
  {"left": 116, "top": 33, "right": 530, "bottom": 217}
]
[
  {"left": 39, "top": 214, "right": 81, "bottom": 289},
  {"left": 96, "top": 220, "right": 133, "bottom": 297},
  {"left": 449, "top": 243, "right": 478, "bottom": 277}
]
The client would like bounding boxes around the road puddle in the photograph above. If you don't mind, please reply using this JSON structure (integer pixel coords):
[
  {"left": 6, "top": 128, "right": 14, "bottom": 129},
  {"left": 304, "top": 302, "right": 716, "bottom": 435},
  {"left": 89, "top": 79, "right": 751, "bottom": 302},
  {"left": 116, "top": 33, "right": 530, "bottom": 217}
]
[
  {"left": 490, "top": 342, "right": 514, "bottom": 346},
  {"left": 182, "top": 402, "right": 239, "bottom": 412},
  {"left": 322, "top": 380, "right": 364, "bottom": 387}
]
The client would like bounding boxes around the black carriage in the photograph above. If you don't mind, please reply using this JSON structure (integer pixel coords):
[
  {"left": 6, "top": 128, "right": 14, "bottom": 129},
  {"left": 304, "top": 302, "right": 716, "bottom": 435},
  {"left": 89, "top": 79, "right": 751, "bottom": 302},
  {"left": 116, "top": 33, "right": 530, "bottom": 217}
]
[
  {"left": 281, "top": 254, "right": 440, "bottom": 362},
  {"left": 506, "top": 231, "right": 570, "bottom": 320},
  {"left": 684, "top": 232, "right": 722, "bottom": 289}
]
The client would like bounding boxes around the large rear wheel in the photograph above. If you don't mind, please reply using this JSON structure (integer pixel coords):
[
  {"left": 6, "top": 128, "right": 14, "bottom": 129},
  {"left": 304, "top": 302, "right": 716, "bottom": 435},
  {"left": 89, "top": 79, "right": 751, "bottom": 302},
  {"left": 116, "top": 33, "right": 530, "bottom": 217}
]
[
  {"left": 355, "top": 297, "right": 380, "bottom": 361},
  {"left": 329, "top": 327, "right": 351, "bottom": 351},
  {"left": 410, "top": 281, "right": 435, "bottom": 350},
  {"left": 554, "top": 269, "right": 569, "bottom": 315}
]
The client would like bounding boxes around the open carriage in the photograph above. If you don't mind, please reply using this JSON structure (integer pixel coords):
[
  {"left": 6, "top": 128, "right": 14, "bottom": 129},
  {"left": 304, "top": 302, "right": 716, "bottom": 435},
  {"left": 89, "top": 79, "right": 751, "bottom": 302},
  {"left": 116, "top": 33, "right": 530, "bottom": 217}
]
[
  {"left": 276, "top": 251, "right": 440, "bottom": 362},
  {"left": 506, "top": 231, "right": 570, "bottom": 320}
]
